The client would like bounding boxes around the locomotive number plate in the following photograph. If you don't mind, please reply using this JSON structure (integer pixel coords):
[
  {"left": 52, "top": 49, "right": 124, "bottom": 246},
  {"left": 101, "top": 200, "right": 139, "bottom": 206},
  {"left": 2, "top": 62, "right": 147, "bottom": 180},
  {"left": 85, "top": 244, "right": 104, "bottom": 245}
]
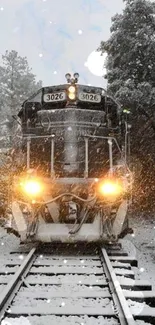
[
  {"left": 44, "top": 92, "right": 66, "bottom": 102},
  {"left": 78, "top": 92, "right": 101, "bottom": 103}
]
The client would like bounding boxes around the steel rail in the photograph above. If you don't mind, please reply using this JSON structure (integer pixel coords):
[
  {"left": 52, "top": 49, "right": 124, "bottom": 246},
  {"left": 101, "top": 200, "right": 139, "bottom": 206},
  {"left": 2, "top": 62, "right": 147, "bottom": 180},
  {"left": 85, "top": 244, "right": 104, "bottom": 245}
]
[
  {"left": 0, "top": 246, "right": 37, "bottom": 320},
  {"left": 0, "top": 245, "right": 154, "bottom": 323},
  {"left": 100, "top": 248, "right": 136, "bottom": 325}
]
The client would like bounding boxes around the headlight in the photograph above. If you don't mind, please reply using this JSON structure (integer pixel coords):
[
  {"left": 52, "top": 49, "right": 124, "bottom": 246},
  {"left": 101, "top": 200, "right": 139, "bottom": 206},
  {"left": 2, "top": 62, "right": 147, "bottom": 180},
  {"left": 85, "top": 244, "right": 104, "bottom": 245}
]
[
  {"left": 68, "top": 85, "right": 76, "bottom": 100},
  {"left": 20, "top": 179, "right": 43, "bottom": 197},
  {"left": 68, "top": 86, "right": 76, "bottom": 93},
  {"left": 97, "top": 179, "right": 123, "bottom": 197}
]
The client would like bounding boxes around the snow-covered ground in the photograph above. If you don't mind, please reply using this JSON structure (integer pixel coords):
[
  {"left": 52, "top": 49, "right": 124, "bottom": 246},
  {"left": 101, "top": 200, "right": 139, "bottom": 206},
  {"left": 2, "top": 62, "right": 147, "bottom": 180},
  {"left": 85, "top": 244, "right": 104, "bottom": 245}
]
[
  {"left": 0, "top": 215, "right": 154, "bottom": 290},
  {"left": 0, "top": 217, "right": 155, "bottom": 325},
  {"left": 122, "top": 216, "right": 155, "bottom": 290},
  {"left": 0, "top": 227, "right": 20, "bottom": 254}
]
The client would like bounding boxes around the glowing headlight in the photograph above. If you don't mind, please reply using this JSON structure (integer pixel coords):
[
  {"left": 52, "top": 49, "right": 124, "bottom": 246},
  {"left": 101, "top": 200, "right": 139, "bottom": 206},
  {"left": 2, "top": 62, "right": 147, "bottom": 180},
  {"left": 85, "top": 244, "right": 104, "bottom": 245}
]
[
  {"left": 68, "top": 93, "right": 76, "bottom": 100},
  {"left": 21, "top": 180, "right": 42, "bottom": 196},
  {"left": 98, "top": 180, "right": 122, "bottom": 197},
  {"left": 68, "top": 85, "right": 76, "bottom": 100},
  {"left": 68, "top": 86, "right": 76, "bottom": 93}
]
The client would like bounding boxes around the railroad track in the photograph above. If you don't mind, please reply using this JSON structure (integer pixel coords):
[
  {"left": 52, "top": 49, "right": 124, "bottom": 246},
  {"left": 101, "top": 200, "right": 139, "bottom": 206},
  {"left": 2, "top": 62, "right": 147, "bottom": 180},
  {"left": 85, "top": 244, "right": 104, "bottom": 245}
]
[{"left": 0, "top": 243, "right": 155, "bottom": 325}]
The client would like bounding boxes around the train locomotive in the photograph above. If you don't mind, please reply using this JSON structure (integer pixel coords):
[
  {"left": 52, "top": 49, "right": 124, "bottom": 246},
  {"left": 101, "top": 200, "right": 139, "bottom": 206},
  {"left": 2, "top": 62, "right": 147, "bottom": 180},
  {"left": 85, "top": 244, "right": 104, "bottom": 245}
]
[{"left": 6, "top": 73, "right": 132, "bottom": 243}]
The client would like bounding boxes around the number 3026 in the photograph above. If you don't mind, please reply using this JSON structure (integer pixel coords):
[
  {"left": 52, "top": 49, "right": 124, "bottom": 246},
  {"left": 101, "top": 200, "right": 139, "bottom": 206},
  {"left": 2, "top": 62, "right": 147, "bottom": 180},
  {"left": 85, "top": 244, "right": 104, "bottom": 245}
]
[
  {"left": 44, "top": 92, "right": 65, "bottom": 102},
  {"left": 79, "top": 92, "right": 101, "bottom": 103}
]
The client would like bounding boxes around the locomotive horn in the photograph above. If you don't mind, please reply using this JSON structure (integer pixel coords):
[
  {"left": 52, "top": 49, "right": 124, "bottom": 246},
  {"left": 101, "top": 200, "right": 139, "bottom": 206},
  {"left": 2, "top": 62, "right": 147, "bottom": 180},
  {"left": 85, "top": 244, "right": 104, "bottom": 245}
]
[
  {"left": 65, "top": 73, "right": 71, "bottom": 83},
  {"left": 73, "top": 72, "right": 79, "bottom": 82}
]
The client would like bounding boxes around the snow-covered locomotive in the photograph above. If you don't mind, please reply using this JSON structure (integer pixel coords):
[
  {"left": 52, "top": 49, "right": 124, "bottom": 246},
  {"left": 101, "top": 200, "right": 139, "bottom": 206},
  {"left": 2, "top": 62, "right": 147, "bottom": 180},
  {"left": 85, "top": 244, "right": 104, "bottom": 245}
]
[{"left": 7, "top": 73, "right": 132, "bottom": 243}]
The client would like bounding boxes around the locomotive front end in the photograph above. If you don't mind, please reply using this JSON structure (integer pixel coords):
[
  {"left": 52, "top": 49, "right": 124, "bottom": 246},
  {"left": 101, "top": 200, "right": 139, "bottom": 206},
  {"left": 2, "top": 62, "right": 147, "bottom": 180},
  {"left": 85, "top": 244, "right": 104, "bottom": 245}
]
[{"left": 7, "top": 73, "right": 133, "bottom": 243}]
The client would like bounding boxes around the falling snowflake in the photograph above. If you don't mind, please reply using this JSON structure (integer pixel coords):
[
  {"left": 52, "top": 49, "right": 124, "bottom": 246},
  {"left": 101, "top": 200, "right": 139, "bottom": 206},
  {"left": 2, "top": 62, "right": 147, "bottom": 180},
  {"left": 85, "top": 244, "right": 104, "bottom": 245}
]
[
  {"left": 61, "top": 301, "right": 65, "bottom": 307},
  {"left": 0, "top": 7, "right": 4, "bottom": 11},
  {"left": 63, "top": 259, "right": 67, "bottom": 264},
  {"left": 67, "top": 126, "right": 72, "bottom": 131},
  {"left": 78, "top": 29, "right": 83, "bottom": 35},
  {"left": 39, "top": 53, "right": 43, "bottom": 58},
  {"left": 19, "top": 255, "right": 24, "bottom": 260}
]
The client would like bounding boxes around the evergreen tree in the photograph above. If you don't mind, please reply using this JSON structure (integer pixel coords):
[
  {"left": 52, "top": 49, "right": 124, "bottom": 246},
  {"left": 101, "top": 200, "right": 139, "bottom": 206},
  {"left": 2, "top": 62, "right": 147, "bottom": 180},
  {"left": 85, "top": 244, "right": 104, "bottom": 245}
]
[
  {"left": 0, "top": 50, "right": 42, "bottom": 117},
  {"left": 98, "top": 0, "right": 155, "bottom": 213},
  {"left": 98, "top": 0, "right": 155, "bottom": 122},
  {"left": 0, "top": 50, "right": 42, "bottom": 147}
]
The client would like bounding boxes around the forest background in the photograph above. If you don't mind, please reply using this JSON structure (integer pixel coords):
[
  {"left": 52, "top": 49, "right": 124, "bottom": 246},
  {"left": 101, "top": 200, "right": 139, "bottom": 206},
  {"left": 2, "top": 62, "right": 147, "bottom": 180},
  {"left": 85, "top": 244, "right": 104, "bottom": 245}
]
[{"left": 0, "top": 0, "right": 155, "bottom": 214}]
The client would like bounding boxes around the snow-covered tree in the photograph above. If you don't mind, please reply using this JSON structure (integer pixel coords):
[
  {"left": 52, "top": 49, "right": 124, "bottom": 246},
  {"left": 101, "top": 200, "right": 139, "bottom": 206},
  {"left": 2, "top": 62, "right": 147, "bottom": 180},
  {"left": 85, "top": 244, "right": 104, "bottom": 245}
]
[
  {"left": 98, "top": 0, "right": 155, "bottom": 212},
  {"left": 0, "top": 50, "right": 42, "bottom": 117},
  {"left": 98, "top": 0, "right": 155, "bottom": 122},
  {"left": 0, "top": 50, "right": 42, "bottom": 147}
]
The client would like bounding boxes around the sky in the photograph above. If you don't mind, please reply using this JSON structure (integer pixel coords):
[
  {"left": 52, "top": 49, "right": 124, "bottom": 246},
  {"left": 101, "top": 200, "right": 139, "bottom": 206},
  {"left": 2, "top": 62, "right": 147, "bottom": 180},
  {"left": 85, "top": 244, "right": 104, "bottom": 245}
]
[{"left": 0, "top": 0, "right": 125, "bottom": 88}]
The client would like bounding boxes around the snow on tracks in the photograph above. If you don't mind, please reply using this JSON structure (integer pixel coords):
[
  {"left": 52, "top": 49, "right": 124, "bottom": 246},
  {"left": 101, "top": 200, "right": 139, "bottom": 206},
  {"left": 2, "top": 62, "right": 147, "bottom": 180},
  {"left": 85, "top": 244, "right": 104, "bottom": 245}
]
[{"left": 0, "top": 244, "right": 155, "bottom": 325}]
